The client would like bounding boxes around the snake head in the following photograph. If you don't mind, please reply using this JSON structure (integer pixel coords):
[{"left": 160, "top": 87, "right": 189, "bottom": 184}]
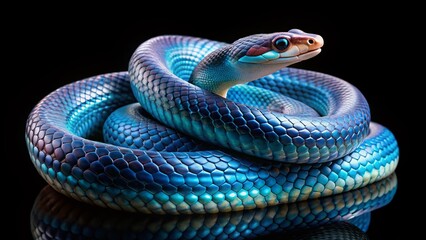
[
  {"left": 235, "top": 29, "right": 324, "bottom": 64},
  {"left": 189, "top": 29, "right": 324, "bottom": 97}
]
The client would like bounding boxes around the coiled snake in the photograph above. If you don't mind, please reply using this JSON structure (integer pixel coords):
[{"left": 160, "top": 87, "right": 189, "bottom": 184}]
[{"left": 25, "top": 29, "right": 399, "bottom": 214}]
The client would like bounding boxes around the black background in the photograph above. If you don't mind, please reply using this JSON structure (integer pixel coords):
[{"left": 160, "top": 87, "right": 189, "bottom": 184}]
[{"left": 9, "top": 7, "right": 419, "bottom": 239}]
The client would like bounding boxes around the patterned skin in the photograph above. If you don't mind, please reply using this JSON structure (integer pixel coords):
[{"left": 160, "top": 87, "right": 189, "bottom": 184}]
[
  {"left": 131, "top": 33, "right": 372, "bottom": 163},
  {"left": 25, "top": 30, "right": 399, "bottom": 214},
  {"left": 30, "top": 174, "right": 397, "bottom": 239}
]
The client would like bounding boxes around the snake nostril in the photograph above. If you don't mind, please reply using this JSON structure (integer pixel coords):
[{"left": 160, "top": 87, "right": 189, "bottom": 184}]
[{"left": 307, "top": 39, "right": 315, "bottom": 45}]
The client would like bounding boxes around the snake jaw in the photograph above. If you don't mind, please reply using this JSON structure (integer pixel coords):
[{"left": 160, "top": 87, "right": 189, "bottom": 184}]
[
  {"left": 238, "top": 48, "right": 322, "bottom": 64},
  {"left": 264, "top": 48, "right": 322, "bottom": 65},
  {"left": 297, "top": 48, "right": 322, "bottom": 61}
]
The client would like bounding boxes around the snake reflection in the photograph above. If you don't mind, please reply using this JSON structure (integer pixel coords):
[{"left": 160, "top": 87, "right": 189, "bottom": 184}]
[{"left": 31, "top": 173, "right": 396, "bottom": 239}]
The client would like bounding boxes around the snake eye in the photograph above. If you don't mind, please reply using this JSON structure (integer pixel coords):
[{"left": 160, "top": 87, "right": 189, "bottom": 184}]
[{"left": 273, "top": 38, "right": 289, "bottom": 51}]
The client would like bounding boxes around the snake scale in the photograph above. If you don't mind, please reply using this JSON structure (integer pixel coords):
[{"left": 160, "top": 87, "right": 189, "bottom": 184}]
[
  {"left": 25, "top": 29, "right": 399, "bottom": 214},
  {"left": 31, "top": 174, "right": 397, "bottom": 239}
]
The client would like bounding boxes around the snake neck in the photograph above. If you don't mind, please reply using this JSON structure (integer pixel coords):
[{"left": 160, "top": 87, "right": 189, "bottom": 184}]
[
  {"left": 189, "top": 46, "right": 237, "bottom": 98},
  {"left": 189, "top": 46, "right": 296, "bottom": 98}
]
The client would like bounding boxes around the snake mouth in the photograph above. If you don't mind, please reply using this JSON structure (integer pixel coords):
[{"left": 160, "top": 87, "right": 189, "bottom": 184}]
[
  {"left": 261, "top": 48, "right": 322, "bottom": 64},
  {"left": 238, "top": 48, "right": 322, "bottom": 64},
  {"left": 298, "top": 48, "right": 322, "bottom": 61}
]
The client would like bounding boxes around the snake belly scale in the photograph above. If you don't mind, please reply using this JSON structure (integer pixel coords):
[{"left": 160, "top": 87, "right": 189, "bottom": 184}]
[{"left": 25, "top": 30, "right": 399, "bottom": 214}]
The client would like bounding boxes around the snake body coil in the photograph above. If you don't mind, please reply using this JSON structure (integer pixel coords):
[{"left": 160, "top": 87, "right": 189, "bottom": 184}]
[{"left": 26, "top": 32, "right": 399, "bottom": 214}]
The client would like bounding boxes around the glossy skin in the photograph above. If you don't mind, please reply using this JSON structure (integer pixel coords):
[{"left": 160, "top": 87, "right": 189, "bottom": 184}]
[
  {"left": 25, "top": 32, "right": 399, "bottom": 214},
  {"left": 131, "top": 34, "right": 373, "bottom": 163},
  {"left": 31, "top": 174, "right": 397, "bottom": 239}
]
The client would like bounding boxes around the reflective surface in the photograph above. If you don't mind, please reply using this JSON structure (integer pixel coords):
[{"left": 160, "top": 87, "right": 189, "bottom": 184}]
[{"left": 31, "top": 173, "right": 396, "bottom": 239}]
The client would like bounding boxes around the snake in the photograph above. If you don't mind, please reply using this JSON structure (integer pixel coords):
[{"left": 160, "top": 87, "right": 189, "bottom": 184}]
[
  {"left": 25, "top": 29, "right": 399, "bottom": 214},
  {"left": 31, "top": 173, "right": 397, "bottom": 239}
]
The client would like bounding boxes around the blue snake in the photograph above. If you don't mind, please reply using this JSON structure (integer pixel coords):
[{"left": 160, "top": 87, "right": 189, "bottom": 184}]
[{"left": 25, "top": 29, "right": 399, "bottom": 214}]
